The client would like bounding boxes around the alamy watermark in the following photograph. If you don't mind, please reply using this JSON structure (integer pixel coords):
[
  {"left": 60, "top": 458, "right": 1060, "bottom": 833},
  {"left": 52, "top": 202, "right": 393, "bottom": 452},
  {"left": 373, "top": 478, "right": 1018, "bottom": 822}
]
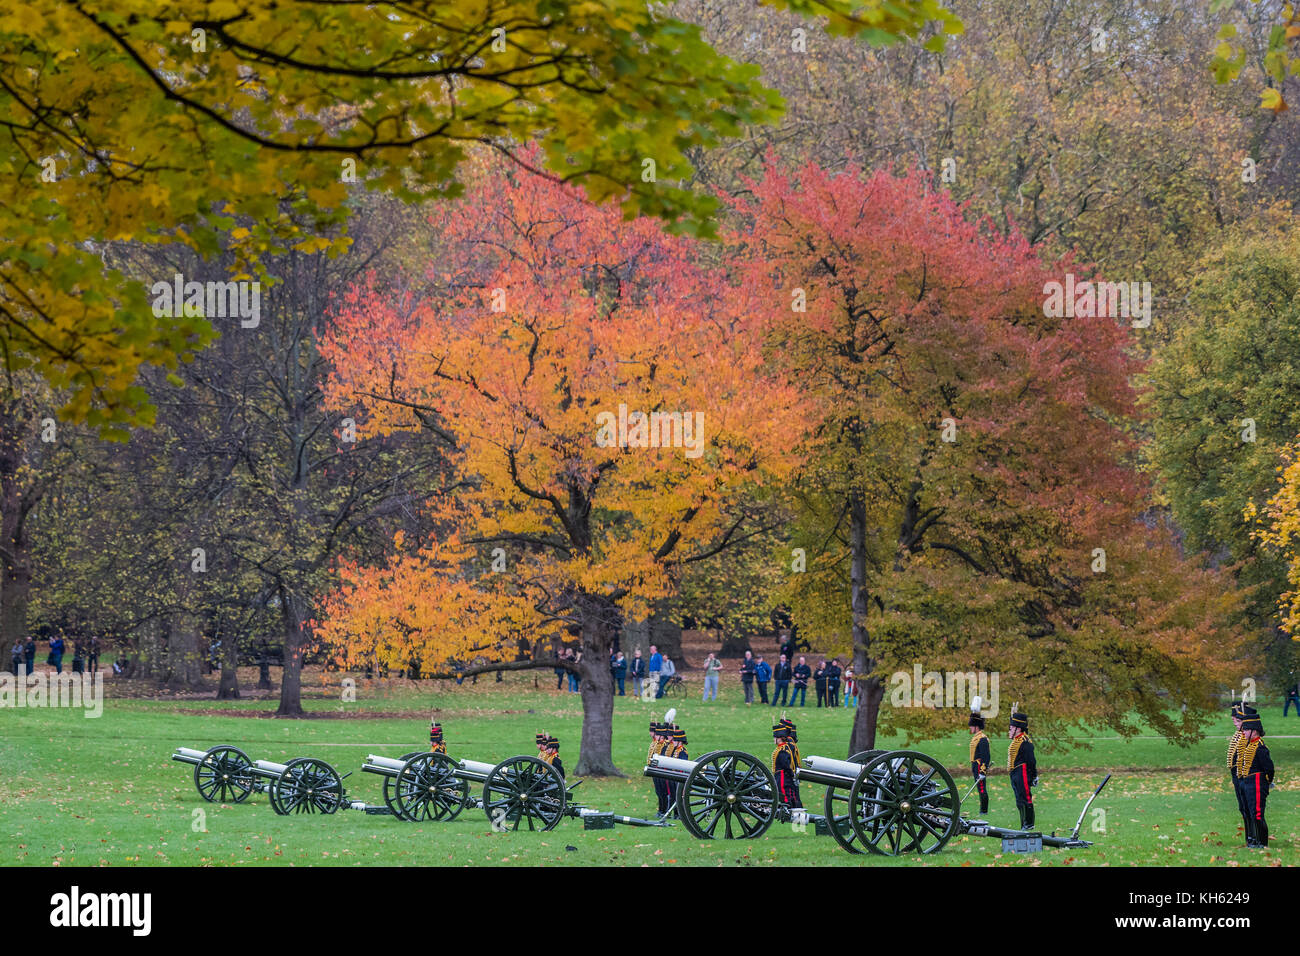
[
  {"left": 594, "top": 403, "right": 705, "bottom": 459},
  {"left": 888, "top": 665, "right": 999, "bottom": 715},
  {"left": 0, "top": 671, "right": 104, "bottom": 718},
  {"left": 1042, "top": 273, "right": 1151, "bottom": 328},
  {"left": 151, "top": 273, "right": 261, "bottom": 328}
]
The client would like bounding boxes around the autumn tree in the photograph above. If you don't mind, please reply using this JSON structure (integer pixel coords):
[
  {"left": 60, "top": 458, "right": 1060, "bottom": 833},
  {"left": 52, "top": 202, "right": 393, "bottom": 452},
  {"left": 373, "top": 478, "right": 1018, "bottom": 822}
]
[
  {"left": 317, "top": 158, "right": 806, "bottom": 774},
  {"left": 1148, "top": 216, "right": 1300, "bottom": 673},
  {"left": 726, "top": 158, "right": 1240, "bottom": 750},
  {"left": 0, "top": 0, "right": 960, "bottom": 434}
]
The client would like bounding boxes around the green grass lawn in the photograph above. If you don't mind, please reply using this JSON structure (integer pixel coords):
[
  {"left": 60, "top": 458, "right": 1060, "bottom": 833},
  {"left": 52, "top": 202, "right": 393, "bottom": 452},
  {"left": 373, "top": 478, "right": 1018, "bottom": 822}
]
[{"left": 2, "top": 674, "right": 1294, "bottom": 866}]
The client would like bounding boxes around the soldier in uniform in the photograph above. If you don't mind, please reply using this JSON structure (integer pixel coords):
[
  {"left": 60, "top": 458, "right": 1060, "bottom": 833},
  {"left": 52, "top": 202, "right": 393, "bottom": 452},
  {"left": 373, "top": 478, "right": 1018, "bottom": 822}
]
[
  {"left": 1235, "top": 712, "right": 1274, "bottom": 847},
  {"left": 536, "top": 731, "right": 549, "bottom": 761},
  {"left": 1227, "top": 703, "right": 1251, "bottom": 841},
  {"left": 429, "top": 720, "right": 447, "bottom": 755},
  {"left": 648, "top": 721, "right": 671, "bottom": 817},
  {"left": 542, "top": 735, "right": 565, "bottom": 778},
  {"left": 1007, "top": 706, "right": 1037, "bottom": 829},
  {"left": 663, "top": 725, "right": 688, "bottom": 815},
  {"left": 771, "top": 721, "right": 802, "bottom": 812},
  {"left": 968, "top": 696, "right": 990, "bottom": 815}
]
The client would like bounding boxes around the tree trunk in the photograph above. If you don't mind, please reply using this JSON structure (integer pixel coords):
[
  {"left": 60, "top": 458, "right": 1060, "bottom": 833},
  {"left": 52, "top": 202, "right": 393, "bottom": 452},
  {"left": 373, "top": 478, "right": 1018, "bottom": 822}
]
[
  {"left": 217, "top": 632, "right": 240, "bottom": 699},
  {"left": 163, "top": 614, "right": 207, "bottom": 690},
  {"left": 574, "top": 596, "right": 623, "bottom": 776},
  {"left": 276, "top": 589, "right": 306, "bottom": 717},
  {"left": 136, "top": 616, "right": 167, "bottom": 680},
  {"left": 847, "top": 489, "right": 881, "bottom": 754}
]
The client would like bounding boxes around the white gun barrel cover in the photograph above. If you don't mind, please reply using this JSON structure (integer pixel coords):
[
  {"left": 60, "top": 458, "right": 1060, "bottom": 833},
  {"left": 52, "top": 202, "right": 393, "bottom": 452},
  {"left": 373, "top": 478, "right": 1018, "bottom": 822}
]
[
  {"left": 365, "top": 754, "right": 408, "bottom": 772},
  {"left": 801, "top": 755, "right": 867, "bottom": 778},
  {"left": 648, "top": 755, "right": 698, "bottom": 774},
  {"left": 254, "top": 759, "right": 289, "bottom": 774}
]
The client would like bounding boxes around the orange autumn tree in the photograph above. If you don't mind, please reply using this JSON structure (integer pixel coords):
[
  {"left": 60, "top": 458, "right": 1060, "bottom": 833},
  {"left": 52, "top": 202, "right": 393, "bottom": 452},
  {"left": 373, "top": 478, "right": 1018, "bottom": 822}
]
[
  {"left": 316, "top": 156, "right": 806, "bottom": 774},
  {"left": 724, "top": 158, "right": 1242, "bottom": 750}
]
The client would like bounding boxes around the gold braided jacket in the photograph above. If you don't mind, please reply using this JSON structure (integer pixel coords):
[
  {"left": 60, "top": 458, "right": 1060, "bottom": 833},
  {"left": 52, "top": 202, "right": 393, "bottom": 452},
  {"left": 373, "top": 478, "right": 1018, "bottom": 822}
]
[
  {"left": 1007, "top": 734, "right": 1030, "bottom": 772},
  {"left": 969, "top": 731, "right": 988, "bottom": 771},
  {"left": 1235, "top": 737, "right": 1262, "bottom": 779},
  {"left": 1227, "top": 730, "right": 1243, "bottom": 775}
]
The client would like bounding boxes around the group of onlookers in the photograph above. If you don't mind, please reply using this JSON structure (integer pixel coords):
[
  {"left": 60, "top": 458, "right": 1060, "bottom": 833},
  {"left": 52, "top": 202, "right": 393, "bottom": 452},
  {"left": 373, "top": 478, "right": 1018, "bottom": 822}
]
[
  {"left": 732, "top": 649, "right": 854, "bottom": 707},
  {"left": 8, "top": 635, "right": 103, "bottom": 676},
  {"left": 550, "top": 639, "right": 859, "bottom": 708}
]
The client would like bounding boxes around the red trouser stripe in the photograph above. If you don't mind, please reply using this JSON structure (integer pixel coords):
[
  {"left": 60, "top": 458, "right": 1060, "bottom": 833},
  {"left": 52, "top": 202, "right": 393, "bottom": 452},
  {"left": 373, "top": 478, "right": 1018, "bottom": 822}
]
[
  {"left": 1022, "top": 765, "right": 1031, "bottom": 804},
  {"left": 1256, "top": 774, "right": 1261, "bottom": 820}
]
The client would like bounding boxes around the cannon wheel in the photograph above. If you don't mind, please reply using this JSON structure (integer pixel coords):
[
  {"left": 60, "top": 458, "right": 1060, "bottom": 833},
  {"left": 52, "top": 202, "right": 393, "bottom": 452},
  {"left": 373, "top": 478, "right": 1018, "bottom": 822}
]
[
  {"left": 482, "top": 756, "right": 566, "bottom": 831},
  {"left": 822, "top": 749, "right": 885, "bottom": 854},
  {"left": 848, "top": 750, "right": 960, "bottom": 856},
  {"left": 394, "top": 752, "right": 470, "bottom": 822},
  {"left": 678, "top": 750, "right": 775, "bottom": 840},
  {"left": 270, "top": 757, "right": 344, "bottom": 816},
  {"left": 194, "top": 745, "right": 254, "bottom": 804},
  {"left": 382, "top": 752, "right": 423, "bottom": 817}
]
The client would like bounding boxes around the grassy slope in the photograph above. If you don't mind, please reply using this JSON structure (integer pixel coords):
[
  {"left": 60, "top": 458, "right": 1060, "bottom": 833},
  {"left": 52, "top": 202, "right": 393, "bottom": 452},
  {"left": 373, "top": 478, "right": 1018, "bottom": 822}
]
[{"left": 1, "top": 674, "right": 1294, "bottom": 866}]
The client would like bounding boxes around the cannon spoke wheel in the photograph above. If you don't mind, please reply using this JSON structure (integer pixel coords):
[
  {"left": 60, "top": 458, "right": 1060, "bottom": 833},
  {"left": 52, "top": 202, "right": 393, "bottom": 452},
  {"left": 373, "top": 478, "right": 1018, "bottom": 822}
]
[
  {"left": 678, "top": 750, "right": 775, "bottom": 840},
  {"left": 848, "top": 750, "right": 959, "bottom": 856},
  {"left": 270, "top": 758, "right": 344, "bottom": 816},
  {"left": 382, "top": 752, "right": 423, "bottom": 818},
  {"left": 194, "top": 745, "right": 254, "bottom": 804},
  {"left": 394, "top": 752, "right": 470, "bottom": 822},
  {"left": 822, "top": 750, "right": 885, "bottom": 855},
  {"left": 482, "top": 756, "right": 566, "bottom": 832}
]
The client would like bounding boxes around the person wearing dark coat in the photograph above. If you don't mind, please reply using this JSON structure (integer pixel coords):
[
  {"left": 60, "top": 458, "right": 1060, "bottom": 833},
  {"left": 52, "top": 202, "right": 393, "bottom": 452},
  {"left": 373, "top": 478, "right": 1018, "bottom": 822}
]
[
  {"left": 967, "top": 696, "right": 990, "bottom": 815},
  {"left": 1235, "top": 713, "right": 1275, "bottom": 847},
  {"left": 814, "top": 660, "right": 828, "bottom": 708},
  {"left": 1007, "top": 707, "right": 1037, "bottom": 829}
]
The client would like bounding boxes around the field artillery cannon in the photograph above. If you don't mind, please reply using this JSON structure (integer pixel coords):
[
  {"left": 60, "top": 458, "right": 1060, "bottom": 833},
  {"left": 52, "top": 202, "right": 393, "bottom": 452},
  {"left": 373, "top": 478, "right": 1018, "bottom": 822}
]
[
  {"left": 644, "top": 750, "right": 777, "bottom": 839},
  {"left": 363, "top": 751, "right": 572, "bottom": 830},
  {"left": 797, "top": 750, "right": 961, "bottom": 856},
  {"left": 363, "top": 750, "right": 672, "bottom": 830},
  {"left": 172, "top": 745, "right": 352, "bottom": 816}
]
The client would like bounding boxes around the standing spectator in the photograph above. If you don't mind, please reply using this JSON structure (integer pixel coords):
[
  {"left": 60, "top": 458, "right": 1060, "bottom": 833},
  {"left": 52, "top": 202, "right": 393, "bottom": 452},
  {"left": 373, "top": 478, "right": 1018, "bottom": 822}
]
[
  {"left": 648, "top": 644, "right": 663, "bottom": 698},
  {"left": 656, "top": 654, "right": 675, "bottom": 698},
  {"left": 10, "top": 638, "right": 22, "bottom": 676},
  {"left": 569, "top": 650, "right": 582, "bottom": 693},
  {"left": 827, "top": 658, "right": 842, "bottom": 707},
  {"left": 612, "top": 651, "right": 627, "bottom": 696},
  {"left": 814, "top": 659, "right": 828, "bottom": 707},
  {"left": 71, "top": 640, "right": 84, "bottom": 674},
  {"left": 48, "top": 635, "right": 65, "bottom": 674},
  {"left": 739, "top": 650, "right": 757, "bottom": 705},
  {"left": 630, "top": 648, "right": 647, "bottom": 699},
  {"left": 772, "top": 654, "right": 792, "bottom": 706},
  {"left": 23, "top": 636, "right": 35, "bottom": 676},
  {"left": 754, "top": 655, "right": 772, "bottom": 705},
  {"left": 702, "top": 652, "right": 722, "bottom": 701},
  {"left": 554, "top": 648, "right": 567, "bottom": 690},
  {"left": 842, "top": 665, "right": 856, "bottom": 707},
  {"left": 791, "top": 656, "right": 810, "bottom": 706},
  {"left": 1285, "top": 678, "right": 1300, "bottom": 717}
]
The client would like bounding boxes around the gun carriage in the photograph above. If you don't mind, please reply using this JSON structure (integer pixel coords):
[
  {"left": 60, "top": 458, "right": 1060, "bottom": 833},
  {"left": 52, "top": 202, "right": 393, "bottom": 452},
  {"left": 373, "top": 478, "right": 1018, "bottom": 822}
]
[
  {"left": 172, "top": 746, "right": 349, "bottom": 815},
  {"left": 643, "top": 750, "right": 777, "bottom": 839},
  {"left": 797, "top": 750, "right": 961, "bottom": 855},
  {"left": 797, "top": 752, "right": 1110, "bottom": 855}
]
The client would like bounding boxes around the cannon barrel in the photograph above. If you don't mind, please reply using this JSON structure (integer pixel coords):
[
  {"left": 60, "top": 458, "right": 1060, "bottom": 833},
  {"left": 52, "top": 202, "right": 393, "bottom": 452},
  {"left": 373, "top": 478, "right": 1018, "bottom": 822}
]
[
  {"left": 796, "top": 755, "right": 868, "bottom": 788},
  {"left": 361, "top": 754, "right": 408, "bottom": 777},
  {"left": 643, "top": 754, "right": 698, "bottom": 781},
  {"left": 456, "top": 758, "right": 499, "bottom": 782},
  {"left": 250, "top": 759, "right": 290, "bottom": 779},
  {"left": 171, "top": 746, "right": 211, "bottom": 766}
]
